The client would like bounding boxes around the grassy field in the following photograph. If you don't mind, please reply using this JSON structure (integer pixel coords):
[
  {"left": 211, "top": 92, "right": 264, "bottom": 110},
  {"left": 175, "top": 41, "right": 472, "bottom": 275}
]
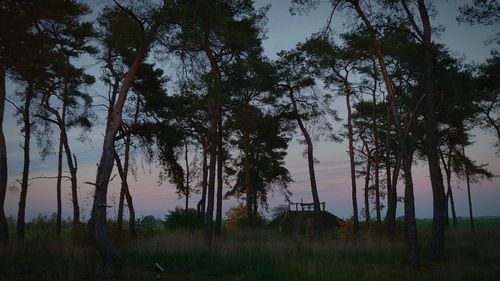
[{"left": 1, "top": 218, "right": 499, "bottom": 281}]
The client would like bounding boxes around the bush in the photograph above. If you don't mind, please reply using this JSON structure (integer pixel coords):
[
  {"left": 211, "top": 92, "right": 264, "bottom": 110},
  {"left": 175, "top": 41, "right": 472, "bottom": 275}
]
[
  {"left": 136, "top": 215, "right": 161, "bottom": 236},
  {"left": 164, "top": 208, "right": 203, "bottom": 230},
  {"left": 26, "top": 213, "right": 56, "bottom": 239},
  {"left": 226, "top": 203, "right": 267, "bottom": 227}
]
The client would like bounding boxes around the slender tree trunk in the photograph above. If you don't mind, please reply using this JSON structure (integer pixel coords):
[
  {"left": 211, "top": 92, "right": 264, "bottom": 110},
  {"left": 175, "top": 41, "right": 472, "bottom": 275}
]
[
  {"left": 114, "top": 149, "right": 135, "bottom": 238},
  {"left": 204, "top": 103, "right": 217, "bottom": 247},
  {"left": 184, "top": 140, "right": 190, "bottom": 211},
  {"left": 440, "top": 149, "right": 457, "bottom": 229},
  {"left": 0, "top": 65, "right": 8, "bottom": 245},
  {"left": 116, "top": 94, "right": 139, "bottom": 238},
  {"left": 462, "top": 145, "right": 475, "bottom": 234},
  {"left": 90, "top": 44, "right": 148, "bottom": 277},
  {"left": 56, "top": 131, "right": 63, "bottom": 235},
  {"left": 364, "top": 150, "right": 372, "bottom": 223},
  {"left": 203, "top": 41, "right": 223, "bottom": 244},
  {"left": 197, "top": 141, "right": 208, "bottom": 218},
  {"left": 117, "top": 181, "right": 125, "bottom": 236},
  {"left": 215, "top": 114, "right": 223, "bottom": 236},
  {"left": 60, "top": 61, "right": 80, "bottom": 225},
  {"left": 416, "top": 0, "right": 446, "bottom": 260},
  {"left": 289, "top": 91, "right": 321, "bottom": 234},
  {"left": 17, "top": 81, "right": 33, "bottom": 248},
  {"left": 384, "top": 99, "right": 396, "bottom": 235},
  {"left": 343, "top": 83, "right": 360, "bottom": 235},
  {"left": 244, "top": 130, "right": 253, "bottom": 224},
  {"left": 353, "top": 2, "right": 419, "bottom": 266},
  {"left": 402, "top": 142, "right": 419, "bottom": 267},
  {"left": 372, "top": 91, "right": 381, "bottom": 223}
]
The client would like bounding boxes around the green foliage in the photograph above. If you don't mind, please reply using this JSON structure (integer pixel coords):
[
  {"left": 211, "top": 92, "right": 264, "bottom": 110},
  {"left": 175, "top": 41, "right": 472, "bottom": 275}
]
[
  {"left": 136, "top": 215, "right": 161, "bottom": 237},
  {"left": 25, "top": 213, "right": 57, "bottom": 240},
  {"left": 164, "top": 208, "right": 204, "bottom": 230}
]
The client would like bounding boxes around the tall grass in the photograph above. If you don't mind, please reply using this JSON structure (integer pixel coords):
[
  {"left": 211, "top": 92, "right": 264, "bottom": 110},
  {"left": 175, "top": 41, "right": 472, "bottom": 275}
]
[{"left": 1, "top": 219, "right": 499, "bottom": 281}]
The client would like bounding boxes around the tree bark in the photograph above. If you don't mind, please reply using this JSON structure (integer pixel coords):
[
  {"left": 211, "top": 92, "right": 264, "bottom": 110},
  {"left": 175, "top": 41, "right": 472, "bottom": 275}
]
[
  {"left": 416, "top": 0, "right": 446, "bottom": 260},
  {"left": 204, "top": 102, "right": 217, "bottom": 247},
  {"left": 114, "top": 148, "right": 135, "bottom": 238},
  {"left": 402, "top": 142, "right": 419, "bottom": 267},
  {"left": 197, "top": 140, "right": 208, "bottom": 218},
  {"left": 363, "top": 147, "right": 372, "bottom": 223},
  {"left": 90, "top": 44, "right": 148, "bottom": 277},
  {"left": 372, "top": 90, "right": 381, "bottom": 223},
  {"left": 289, "top": 91, "right": 321, "bottom": 234},
  {"left": 440, "top": 149, "right": 457, "bottom": 229},
  {"left": 203, "top": 38, "right": 224, "bottom": 242},
  {"left": 56, "top": 131, "right": 63, "bottom": 235},
  {"left": 462, "top": 145, "right": 475, "bottom": 234},
  {"left": 184, "top": 140, "right": 190, "bottom": 211},
  {"left": 343, "top": 84, "right": 360, "bottom": 235},
  {"left": 384, "top": 97, "right": 396, "bottom": 236},
  {"left": 17, "top": 81, "right": 33, "bottom": 248},
  {"left": 353, "top": 1, "right": 419, "bottom": 266},
  {"left": 244, "top": 130, "right": 253, "bottom": 224},
  {"left": 0, "top": 65, "right": 9, "bottom": 245},
  {"left": 61, "top": 62, "right": 80, "bottom": 225},
  {"left": 215, "top": 114, "right": 223, "bottom": 235}
]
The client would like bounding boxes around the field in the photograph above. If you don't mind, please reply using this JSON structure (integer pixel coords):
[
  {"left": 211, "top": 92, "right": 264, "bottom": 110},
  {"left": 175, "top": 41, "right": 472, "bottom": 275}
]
[{"left": 1, "top": 218, "right": 499, "bottom": 281}]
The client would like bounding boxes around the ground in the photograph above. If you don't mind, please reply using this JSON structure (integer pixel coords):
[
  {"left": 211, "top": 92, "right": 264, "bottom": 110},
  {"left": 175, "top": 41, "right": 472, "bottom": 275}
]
[{"left": 1, "top": 218, "right": 499, "bottom": 281}]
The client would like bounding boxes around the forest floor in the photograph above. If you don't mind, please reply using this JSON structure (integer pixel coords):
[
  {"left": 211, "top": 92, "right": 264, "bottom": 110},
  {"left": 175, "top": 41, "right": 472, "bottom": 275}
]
[{"left": 1, "top": 218, "right": 499, "bottom": 281}]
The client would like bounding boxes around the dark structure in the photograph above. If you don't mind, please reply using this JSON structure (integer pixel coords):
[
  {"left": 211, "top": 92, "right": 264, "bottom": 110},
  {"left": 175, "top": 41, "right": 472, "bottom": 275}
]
[{"left": 268, "top": 200, "right": 343, "bottom": 236}]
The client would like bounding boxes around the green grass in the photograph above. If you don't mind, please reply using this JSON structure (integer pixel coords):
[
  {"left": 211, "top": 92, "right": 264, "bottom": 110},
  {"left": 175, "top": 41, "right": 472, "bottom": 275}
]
[{"left": 1, "top": 218, "right": 499, "bottom": 281}]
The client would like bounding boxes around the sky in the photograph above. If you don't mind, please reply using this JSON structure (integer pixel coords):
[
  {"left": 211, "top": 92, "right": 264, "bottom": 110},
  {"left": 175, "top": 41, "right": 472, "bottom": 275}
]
[{"left": 3, "top": 0, "right": 500, "bottom": 222}]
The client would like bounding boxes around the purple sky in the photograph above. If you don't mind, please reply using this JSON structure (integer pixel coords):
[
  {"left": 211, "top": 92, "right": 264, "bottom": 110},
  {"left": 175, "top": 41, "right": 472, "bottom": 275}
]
[{"left": 3, "top": 0, "right": 499, "bottom": 221}]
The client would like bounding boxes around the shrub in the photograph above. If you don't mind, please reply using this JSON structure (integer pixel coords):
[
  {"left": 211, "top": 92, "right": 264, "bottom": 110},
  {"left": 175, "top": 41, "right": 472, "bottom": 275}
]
[
  {"left": 164, "top": 208, "right": 203, "bottom": 230},
  {"left": 226, "top": 203, "right": 267, "bottom": 227},
  {"left": 136, "top": 215, "right": 160, "bottom": 236}
]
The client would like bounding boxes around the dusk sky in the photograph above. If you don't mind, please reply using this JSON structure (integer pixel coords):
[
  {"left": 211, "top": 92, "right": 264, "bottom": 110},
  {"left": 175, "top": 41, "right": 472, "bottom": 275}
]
[{"left": 3, "top": 0, "right": 499, "bottom": 221}]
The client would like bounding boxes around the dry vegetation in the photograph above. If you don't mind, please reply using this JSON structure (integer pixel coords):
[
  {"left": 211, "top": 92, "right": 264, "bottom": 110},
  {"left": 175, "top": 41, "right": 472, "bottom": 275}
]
[{"left": 1, "top": 218, "right": 499, "bottom": 281}]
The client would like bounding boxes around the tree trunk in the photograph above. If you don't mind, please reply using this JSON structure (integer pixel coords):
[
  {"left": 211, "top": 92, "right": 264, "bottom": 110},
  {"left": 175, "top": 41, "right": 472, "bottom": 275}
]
[
  {"left": 60, "top": 62, "right": 80, "bottom": 225},
  {"left": 343, "top": 82, "right": 360, "bottom": 236},
  {"left": 0, "top": 65, "right": 7, "bottom": 245},
  {"left": 215, "top": 113, "right": 223, "bottom": 236},
  {"left": 462, "top": 145, "right": 475, "bottom": 234},
  {"left": 289, "top": 91, "right": 321, "bottom": 234},
  {"left": 197, "top": 141, "right": 208, "bottom": 218},
  {"left": 244, "top": 130, "right": 253, "bottom": 225},
  {"left": 372, "top": 90, "right": 381, "bottom": 223},
  {"left": 384, "top": 99, "right": 396, "bottom": 236},
  {"left": 364, "top": 151, "right": 372, "bottom": 223},
  {"left": 416, "top": 0, "right": 446, "bottom": 260},
  {"left": 90, "top": 44, "right": 148, "bottom": 277},
  {"left": 117, "top": 180, "right": 125, "bottom": 236},
  {"left": 402, "top": 142, "right": 419, "bottom": 267},
  {"left": 353, "top": 1, "right": 419, "bottom": 266},
  {"left": 184, "top": 140, "right": 190, "bottom": 211},
  {"left": 56, "top": 131, "right": 63, "bottom": 235},
  {"left": 114, "top": 149, "right": 135, "bottom": 238},
  {"left": 440, "top": 149, "right": 457, "bottom": 229},
  {"left": 204, "top": 103, "right": 217, "bottom": 247},
  {"left": 203, "top": 40, "right": 223, "bottom": 244},
  {"left": 17, "top": 81, "right": 33, "bottom": 248}
]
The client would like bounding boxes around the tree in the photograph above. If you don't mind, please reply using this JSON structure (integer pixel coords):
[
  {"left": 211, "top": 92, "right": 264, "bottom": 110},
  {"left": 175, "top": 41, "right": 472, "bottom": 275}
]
[
  {"left": 89, "top": 2, "right": 168, "bottom": 276},
  {"left": 398, "top": 0, "right": 447, "bottom": 260},
  {"left": 457, "top": 0, "right": 500, "bottom": 43},
  {"left": 474, "top": 53, "right": 500, "bottom": 151},
  {"left": 301, "top": 35, "right": 369, "bottom": 234},
  {"left": 223, "top": 52, "right": 292, "bottom": 224},
  {"left": 275, "top": 48, "right": 335, "bottom": 235},
  {"left": 166, "top": 0, "right": 268, "bottom": 245}
]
